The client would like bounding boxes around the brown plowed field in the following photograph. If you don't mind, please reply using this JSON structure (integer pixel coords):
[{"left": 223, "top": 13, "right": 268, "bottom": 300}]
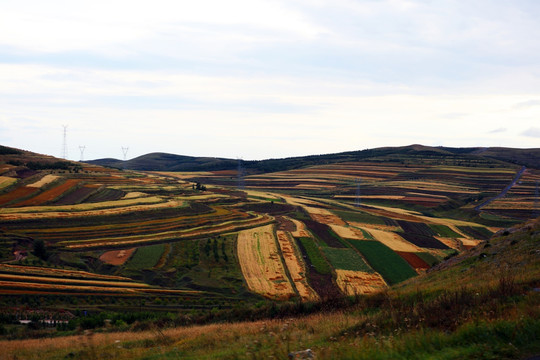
[
  {"left": 99, "top": 248, "right": 136, "bottom": 265},
  {"left": 395, "top": 252, "right": 430, "bottom": 270}
]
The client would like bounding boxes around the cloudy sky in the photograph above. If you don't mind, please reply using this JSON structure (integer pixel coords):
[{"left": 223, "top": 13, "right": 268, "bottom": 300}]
[{"left": 1, "top": 0, "right": 540, "bottom": 161}]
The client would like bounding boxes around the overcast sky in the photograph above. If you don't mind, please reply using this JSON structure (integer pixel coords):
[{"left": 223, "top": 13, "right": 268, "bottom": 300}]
[{"left": 1, "top": 0, "right": 540, "bottom": 161}]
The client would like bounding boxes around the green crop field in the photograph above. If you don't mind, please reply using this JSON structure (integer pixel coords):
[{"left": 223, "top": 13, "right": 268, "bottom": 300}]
[
  {"left": 321, "top": 247, "right": 373, "bottom": 272},
  {"left": 297, "top": 237, "right": 331, "bottom": 275},
  {"left": 332, "top": 209, "right": 386, "bottom": 225},
  {"left": 428, "top": 224, "right": 462, "bottom": 238},
  {"left": 347, "top": 240, "right": 417, "bottom": 284},
  {"left": 125, "top": 244, "right": 165, "bottom": 270}
]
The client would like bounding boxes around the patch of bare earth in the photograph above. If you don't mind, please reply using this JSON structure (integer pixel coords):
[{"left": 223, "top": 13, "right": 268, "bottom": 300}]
[{"left": 99, "top": 248, "right": 136, "bottom": 265}]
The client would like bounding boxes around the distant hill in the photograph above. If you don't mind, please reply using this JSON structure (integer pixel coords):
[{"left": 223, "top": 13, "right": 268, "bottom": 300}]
[{"left": 86, "top": 144, "right": 540, "bottom": 173}]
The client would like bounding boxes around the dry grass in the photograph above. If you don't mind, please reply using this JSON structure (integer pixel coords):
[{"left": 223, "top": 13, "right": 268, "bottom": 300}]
[{"left": 237, "top": 225, "right": 296, "bottom": 300}]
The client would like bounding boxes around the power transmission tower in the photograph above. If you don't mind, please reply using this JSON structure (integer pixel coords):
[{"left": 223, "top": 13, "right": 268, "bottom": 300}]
[
  {"left": 121, "top": 147, "right": 129, "bottom": 161},
  {"left": 61, "top": 125, "right": 68, "bottom": 159},
  {"left": 79, "top": 146, "right": 86, "bottom": 161},
  {"left": 355, "top": 177, "right": 361, "bottom": 207},
  {"left": 237, "top": 158, "right": 245, "bottom": 190}
]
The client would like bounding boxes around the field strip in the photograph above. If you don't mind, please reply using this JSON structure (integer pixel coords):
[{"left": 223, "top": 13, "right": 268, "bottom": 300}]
[
  {"left": 0, "top": 196, "right": 166, "bottom": 214},
  {"left": 460, "top": 238, "right": 483, "bottom": 247},
  {"left": 335, "top": 270, "right": 387, "bottom": 295},
  {"left": 0, "top": 199, "right": 185, "bottom": 220},
  {"left": 0, "top": 280, "right": 142, "bottom": 294},
  {"left": 23, "top": 206, "right": 229, "bottom": 235},
  {"left": 366, "top": 228, "right": 421, "bottom": 252},
  {"left": 0, "top": 273, "right": 150, "bottom": 287},
  {"left": 122, "top": 191, "right": 149, "bottom": 199},
  {"left": 335, "top": 195, "right": 405, "bottom": 200},
  {"left": 287, "top": 217, "right": 311, "bottom": 238},
  {"left": 433, "top": 236, "right": 461, "bottom": 250},
  {"left": 0, "top": 176, "right": 17, "bottom": 189},
  {"left": 0, "top": 264, "right": 133, "bottom": 281},
  {"left": 276, "top": 230, "right": 319, "bottom": 302},
  {"left": 27, "top": 174, "right": 60, "bottom": 188},
  {"left": 243, "top": 189, "right": 282, "bottom": 200},
  {"left": 329, "top": 224, "right": 364, "bottom": 240},
  {"left": 237, "top": 225, "right": 295, "bottom": 300},
  {"left": 61, "top": 214, "right": 274, "bottom": 249}
]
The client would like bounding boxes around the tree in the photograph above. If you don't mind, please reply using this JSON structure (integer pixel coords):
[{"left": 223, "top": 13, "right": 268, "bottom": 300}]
[{"left": 33, "top": 239, "right": 48, "bottom": 260}]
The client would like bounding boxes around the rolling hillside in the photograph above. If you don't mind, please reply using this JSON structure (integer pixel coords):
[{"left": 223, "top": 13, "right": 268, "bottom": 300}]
[
  {"left": 0, "top": 143, "right": 539, "bottom": 358},
  {"left": 87, "top": 144, "right": 540, "bottom": 172}
]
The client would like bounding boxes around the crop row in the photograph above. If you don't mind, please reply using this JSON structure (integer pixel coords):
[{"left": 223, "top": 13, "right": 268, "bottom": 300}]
[{"left": 14, "top": 179, "right": 81, "bottom": 207}]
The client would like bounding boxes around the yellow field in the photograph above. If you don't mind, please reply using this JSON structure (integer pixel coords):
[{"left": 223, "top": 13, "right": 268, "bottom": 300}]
[
  {"left": 287, "top": 217, "right": 311, "bottom": 238},
  {"left": 0, "top": 198, "right": 184, "bottom": 220},
  {"left": 335, "top": 270, "right": 387, "bottom": 295},
  {"left": 0, "top": 264, "right": 133, "bottom": 281},
  {"left": 237, "top": 225, "right": 295, "bottom": 300},
  {"left": 460, "top": 238, "right": 483, "bottom": 247},
  {"left": 121, "top": 191, "right": 149, "bottom": 199},
  {"left": 329, "top": 224, "right": 364, "bottom": 240},
  {"left": 61, "top": 213, "right": 273, "bottom": 249},
  {"left": 276, "top": 231, "right": 319, "bottom": 301},
  {"left": 365, "top": 228, "right": 421, "bottom": 252},
  {"left": 434, "top": 236, "right": 461, "bottom": 250},
  {"left": 0, "top": 273, "right": 150, "bottom": 288},
  {"left": 27, "top": 174, "right": 59, "bottom": 188},
  {"left": 0, "top": 176, "right": 17, "bottom": 189}
]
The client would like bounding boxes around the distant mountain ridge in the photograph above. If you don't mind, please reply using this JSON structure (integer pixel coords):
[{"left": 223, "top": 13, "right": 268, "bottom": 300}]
[{"left": 86, "top": 145, "right": 540, "bottom": 173}]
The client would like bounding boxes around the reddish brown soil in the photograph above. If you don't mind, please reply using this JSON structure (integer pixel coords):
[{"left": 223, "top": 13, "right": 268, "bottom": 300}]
[
  {"left": 396, "top": 251, "right": 430, "bottom": 270},
  {"left": 99, "top": 248, "right": 136, "bottom": 265}
]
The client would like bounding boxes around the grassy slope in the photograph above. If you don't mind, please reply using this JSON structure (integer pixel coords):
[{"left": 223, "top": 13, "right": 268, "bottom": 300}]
[{"left": 3, "top": 219, "right": 538, "bottom": 360}]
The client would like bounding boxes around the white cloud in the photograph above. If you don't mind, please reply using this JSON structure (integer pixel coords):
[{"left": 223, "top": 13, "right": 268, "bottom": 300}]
[{"left": 2, "top": 1, "right": 540, "bottom": 159}]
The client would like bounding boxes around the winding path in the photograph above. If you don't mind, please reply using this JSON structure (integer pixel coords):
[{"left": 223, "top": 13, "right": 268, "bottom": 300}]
[{"left": 474, "top": 165, "right": 526, "bottom": 211}]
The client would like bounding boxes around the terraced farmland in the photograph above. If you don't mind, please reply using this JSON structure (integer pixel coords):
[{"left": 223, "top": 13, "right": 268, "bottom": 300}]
[{"left": 1, "top": 144, "right": 537, "bottom": 318}]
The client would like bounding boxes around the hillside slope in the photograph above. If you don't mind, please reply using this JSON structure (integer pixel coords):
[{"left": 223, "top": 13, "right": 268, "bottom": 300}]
[
  {"left": 1, "top": 218, "right": 538, "bottom": 359},
  {"left": 86, "top": 144, "right": 540, "bottom": 172}
]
